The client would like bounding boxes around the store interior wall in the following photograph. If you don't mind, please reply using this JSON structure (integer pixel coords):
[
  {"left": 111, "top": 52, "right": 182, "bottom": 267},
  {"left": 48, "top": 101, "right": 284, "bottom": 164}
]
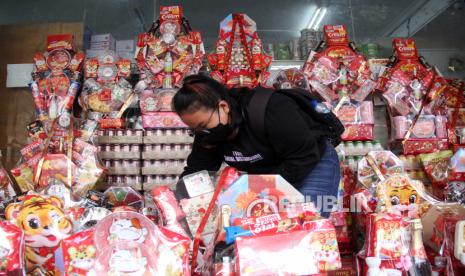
[{"left": 0, "top": 0, "right": 464, "bottom": 168}]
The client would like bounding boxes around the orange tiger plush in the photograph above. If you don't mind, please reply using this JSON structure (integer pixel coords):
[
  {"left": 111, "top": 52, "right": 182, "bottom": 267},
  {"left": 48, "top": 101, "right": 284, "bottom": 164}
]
[{"left": 5, "top": 194, "right": 72, "bottom": 274}]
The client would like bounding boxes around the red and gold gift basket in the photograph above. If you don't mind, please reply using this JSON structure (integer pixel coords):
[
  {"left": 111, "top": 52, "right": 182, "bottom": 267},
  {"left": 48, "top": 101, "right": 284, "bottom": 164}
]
[
  {"left": 79, "top": 50, "right": 133, "bottom": 129},
  {"left": 189, "top": 168, "right": 343, "bottom": 275},
  {"left": 377, "top": 38, "right": 450, "bottom": 155},
  {"left": 30, "top": 34, "right": 85, "bottom": 129},
  {"left": 302, "top": 24, "right": 376, "bottom": 141},
  {"left": 10, "top": 120, "right": 104, "bottom": 198},
  {"left": 208, "top": 13, "right": 272, "bottom": 89},
  {"left": 135, "top": 5, "right": 204, "bottom": 128}
]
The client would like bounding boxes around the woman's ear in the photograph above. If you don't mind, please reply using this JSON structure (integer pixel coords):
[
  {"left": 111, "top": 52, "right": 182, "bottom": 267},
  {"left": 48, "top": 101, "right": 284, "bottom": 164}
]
[{"left": 218, "top": 100, "right": 230, "bottom": 114}]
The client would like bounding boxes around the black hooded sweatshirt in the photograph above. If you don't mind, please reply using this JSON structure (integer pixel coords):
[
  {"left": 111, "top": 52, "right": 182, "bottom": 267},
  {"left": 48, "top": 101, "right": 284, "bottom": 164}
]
[{"left": 177, "top": 87, "right": 328, "bottom": 198}]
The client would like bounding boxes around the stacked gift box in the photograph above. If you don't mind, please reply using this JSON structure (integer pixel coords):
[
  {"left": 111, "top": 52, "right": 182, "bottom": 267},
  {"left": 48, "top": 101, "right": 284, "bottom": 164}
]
[
  {"left": 142, "top": 129, "right": 193, "bottom": 190},
  {"left": 97, "top": 129, "right": 143, "bottom": 190}
]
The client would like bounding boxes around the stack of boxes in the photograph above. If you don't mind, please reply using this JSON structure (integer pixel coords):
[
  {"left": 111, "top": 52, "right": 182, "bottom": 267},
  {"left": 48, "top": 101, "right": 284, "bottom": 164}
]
[
  {"left": 97, "top": 129, "right": 144, "bottom": 191},
  {"left": 86, "top": 33, "right": 116, "bottom": 58},
  {"left": 85, "top": 33, "right": 135, "bottom": 64},
  {"left": 116, "top": 39, "right": 135, "bottom": 63},
  {"left": 299, "top": 29, "right": 322, "bottom": 60},
  {"left": 142, "top": 129, "right": 193, "bottom": 191}
]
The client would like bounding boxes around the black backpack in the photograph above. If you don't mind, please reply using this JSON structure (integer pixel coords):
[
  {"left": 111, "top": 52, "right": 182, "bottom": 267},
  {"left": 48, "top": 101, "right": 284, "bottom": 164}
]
[{"left": 246, "top": 87, "right": 345, "bottom": 147}]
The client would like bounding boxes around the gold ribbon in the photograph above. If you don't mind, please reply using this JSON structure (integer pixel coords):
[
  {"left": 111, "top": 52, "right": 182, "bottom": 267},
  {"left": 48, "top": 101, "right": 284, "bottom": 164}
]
[
  {"left": 366, "top": 155, "right": 385, "bottom": 182},
  {"left": 34, "top": 119, "right": 57, "bottom": 185},
  {"left": 115, "top": 92, "right": 136, "bottom": 119}
]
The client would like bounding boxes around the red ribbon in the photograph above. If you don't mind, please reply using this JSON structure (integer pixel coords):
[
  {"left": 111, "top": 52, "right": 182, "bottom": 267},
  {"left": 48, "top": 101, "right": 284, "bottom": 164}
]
[{"left": 190, "top": 167, "right": 240, "bottom": 274}]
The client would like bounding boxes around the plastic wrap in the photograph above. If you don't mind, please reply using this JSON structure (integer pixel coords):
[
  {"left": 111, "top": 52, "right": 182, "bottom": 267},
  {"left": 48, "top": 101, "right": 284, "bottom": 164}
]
[
  {"left": 79, "top": 50, "right": 133, "bottom": 129},
  {"left": 136, "top": 5, "right": 205, "bottom": 128},
  {"left": 357, "top": 151, "right": 404, "bottom": 190},
  {"left": 92, "top": 211, "right": 190, "bottom": 275},
  {"left": 272, "top": 68, "right": 309, "bottom": 90},
  {"left": 208, "top": 13, "right": 271, "bottom": 88},
  {"left": 4, "top": 194, "right": 72, "bottom": 274},
  {"left": 0, "top": 221, "right": 24, "bottom": 274},
  {"left": 419, "top": 150, "right": 453, "bottom": 200},
  {"left": 0, "top": 154, "right": 17, "bottom": 216},
  {"left": 379, "top": 38, "right": 450, "bottom": 154},
  {"left": 61, "top": 228, "right": 96, "bottom": 276},
  {"left": 235, "top": 218, "right": 341, "bottom": 274},
  {"left": 358, "top": 213, "right": 433, "bottom": 275},
  {"left": 302, "top": 25, "right": 376, "bottom": 141},
  {"left": 30, "top": 34, "right": 84, "bottom": 129}
]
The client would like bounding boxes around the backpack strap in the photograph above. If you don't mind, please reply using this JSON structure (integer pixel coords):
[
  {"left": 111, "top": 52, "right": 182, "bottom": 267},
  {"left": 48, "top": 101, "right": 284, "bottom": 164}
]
[{"left": 246, "top": 87, "right": 274, "bottom": 143}]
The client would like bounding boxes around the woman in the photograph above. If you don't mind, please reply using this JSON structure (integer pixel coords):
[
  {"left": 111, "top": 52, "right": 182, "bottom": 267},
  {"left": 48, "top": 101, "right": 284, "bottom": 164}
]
[{"left": 173, "top": 75, "right": 341, "bottom": 217}]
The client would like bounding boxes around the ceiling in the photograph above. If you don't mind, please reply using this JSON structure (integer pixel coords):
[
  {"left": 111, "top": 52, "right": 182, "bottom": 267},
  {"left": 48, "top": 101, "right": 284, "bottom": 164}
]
[
  {"left": 0, "top": 0, "right": 463, "bottom": 49},
  {"left": 0, "top": 0, "right": 464, "bottom": 56}
]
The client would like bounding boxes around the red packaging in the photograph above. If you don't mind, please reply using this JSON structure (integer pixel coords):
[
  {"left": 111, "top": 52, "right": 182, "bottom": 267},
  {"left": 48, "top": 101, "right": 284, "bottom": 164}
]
[
  {"left": 341, "top": 124, "right": 374, "bottom": 141},
  {"left": 365, "top": 214, "right": 405, "bottom": 261},
  {"left": 419, "top": 150, "right": 453, "bottom": 200},
  {"left": 160, "top": 5, "right": 183, "bottom": 23},
  {"left": 0, "top": 221, "right": 24, "bottom": 274},
  {"left": 235, "top": 220, "right": 341, "bottom": 274},
  {"left": 62, "top": 229, "right": 96, "bottom": 276},
  {"left": 99, "top": 118, "right": 124, "bottom": 129},
  {"left": 324, "top": 25, "right": 349, "bottom": 46},
  {"left": 47, "top": 34, "right": 74, "bottom": 51},
  {"left": 401, "top": 139, "right": 449, "bottom": 155},
  {"left": 5, "top": 194, "right": 72, "bottom": 274},
  {"left": 152, "top": 185, "right": 186, "bottom": 223},
  {"left": 142, "top": 112, "right": 188, "bottom": 128},
  {"left": 239, "top": 213, "right": 301, "bottom": 236},
  {"left": 33, "top": 153, "right": 77, "bottom": 190},
  {"left": 235, "top": 230, "right": 320, "bottom": 275},
  {"left": 393, "top": 38, "right": 418, "bottom": 61}
]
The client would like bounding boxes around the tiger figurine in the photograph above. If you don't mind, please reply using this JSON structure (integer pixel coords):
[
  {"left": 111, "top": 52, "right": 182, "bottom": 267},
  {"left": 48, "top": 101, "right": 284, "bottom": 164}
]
[{"left": 5, "top": 194, "right": 72, "bottom": 274}]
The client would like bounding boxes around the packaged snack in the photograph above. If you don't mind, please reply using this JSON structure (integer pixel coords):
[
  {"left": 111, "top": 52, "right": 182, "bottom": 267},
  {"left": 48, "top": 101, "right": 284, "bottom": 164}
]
[
  {"left": 103, "top": 187, "right": 144, "bottom": 211},
  {"left": 62, "top": 229, "right": 96, "bottom": 276},
  {"left": 5, "top": 194, "right": 72, "bottom": 274},
  {"left": 182, "top": 170, "right": 215, "bottom": 198},
  {"left": 136, "top": 5, "right": 205, "bottom": 128},
  {"left": 180, "top": 192, "right": 216, "bottom": 242},
  {"left": 419, "top": 150, "right": 453, "bottom": 200},
  {"left": 224, "top": 213, "right": 301, "bottom": 244},
  {"left": 0, "top": 221, "right": 24, "bottom": 274},
  {"left": 217, "top": 175, "right": 304, "bottom": 226},
  {"left": 152, "top": 185, "right": 186, "bottom": 223},
  {"left": 272, "top": 68, "right": 309, "bottom": 90},
  {"left": 357, "top": 151, "right": 404, "bottom": 190},
  {"left": 141, "top": 112, "right": 188, "bottom": 129}
]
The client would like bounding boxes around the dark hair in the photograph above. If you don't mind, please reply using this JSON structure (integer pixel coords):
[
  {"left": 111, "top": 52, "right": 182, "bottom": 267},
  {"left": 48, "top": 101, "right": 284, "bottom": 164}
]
[{"left": 172, "top": 75, "right": 233, "bottom": 115}]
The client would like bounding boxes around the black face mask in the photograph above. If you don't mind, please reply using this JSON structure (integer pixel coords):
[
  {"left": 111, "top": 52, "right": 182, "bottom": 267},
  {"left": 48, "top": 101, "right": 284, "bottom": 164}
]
[{"left": 197, "top": 109, "right": 235, "bottom": 145}]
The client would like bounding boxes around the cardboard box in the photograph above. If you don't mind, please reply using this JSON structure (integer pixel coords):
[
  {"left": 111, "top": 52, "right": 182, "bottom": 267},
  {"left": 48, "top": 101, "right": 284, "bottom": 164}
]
[
  {"left": 90, "top": 40, "right": 115, "bottom": 50},
  {"left": 116, "top": 51, "right": 135, "bottom": 62},
  {"left": 91, "top": 33, "right": 114, "bottom": 43},
  {"left": 85, "top": 49, "right": 106, "bottom": 58},
  {"left": 116, "top": 40, "right": 135, "bottom": 52}
]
